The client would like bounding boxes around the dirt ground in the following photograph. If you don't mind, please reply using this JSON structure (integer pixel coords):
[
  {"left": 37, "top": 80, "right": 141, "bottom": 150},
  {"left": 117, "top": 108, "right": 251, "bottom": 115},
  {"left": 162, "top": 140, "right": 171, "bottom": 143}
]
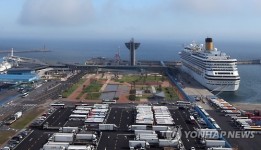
[{"left": 68, "top": 78, "right": 91, "bottom": 100}]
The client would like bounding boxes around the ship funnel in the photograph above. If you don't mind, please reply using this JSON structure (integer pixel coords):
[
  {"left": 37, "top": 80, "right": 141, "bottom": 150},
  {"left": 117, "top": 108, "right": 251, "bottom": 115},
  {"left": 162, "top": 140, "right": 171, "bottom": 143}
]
[{"left": 205, "top": 38, "right": 214, "bottom": 51}]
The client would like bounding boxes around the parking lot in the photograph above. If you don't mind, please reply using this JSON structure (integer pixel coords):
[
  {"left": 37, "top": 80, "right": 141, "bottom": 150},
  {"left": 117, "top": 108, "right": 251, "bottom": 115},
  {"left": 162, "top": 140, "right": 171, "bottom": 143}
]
[
  {"left": 168, "top": 107, "right": 204, "bottom": 150},
  {"left": 96, "top": 105, "right": 205, "bottom": 150},
  {"left": 14, "top": 129, "right": 52, "bottom": 150},
  {"left": 106, "top": 107, "right": 135, "bottom": 130},
  {"left": 3, "top": 103, "right": 240, "bottom": 150}
]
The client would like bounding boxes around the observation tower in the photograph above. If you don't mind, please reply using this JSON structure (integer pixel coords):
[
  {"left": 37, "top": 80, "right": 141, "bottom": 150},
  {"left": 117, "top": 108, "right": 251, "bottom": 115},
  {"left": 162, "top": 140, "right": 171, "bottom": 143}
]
[{"left": 125, "top": 38, "right": 140, "bottom": 66}]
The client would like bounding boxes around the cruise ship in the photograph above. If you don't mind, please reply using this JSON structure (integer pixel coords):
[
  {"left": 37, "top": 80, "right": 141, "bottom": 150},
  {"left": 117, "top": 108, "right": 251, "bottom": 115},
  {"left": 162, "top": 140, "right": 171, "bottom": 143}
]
[
  {"left": 0, "top": 60, "right": 12, "bottom": 72},
  {"left": 179, "top": 38, "right": 240, "bottom": 92}
]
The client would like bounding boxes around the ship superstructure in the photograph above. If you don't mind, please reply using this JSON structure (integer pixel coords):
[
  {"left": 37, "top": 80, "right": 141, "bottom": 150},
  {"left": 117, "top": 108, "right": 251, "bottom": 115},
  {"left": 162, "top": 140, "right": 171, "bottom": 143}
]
[
  {"left": 179, "top": 38, "right": 240, "bottom": 91},
  {"left": 0, "top": 60, "right": 12, "bottom": 72}
]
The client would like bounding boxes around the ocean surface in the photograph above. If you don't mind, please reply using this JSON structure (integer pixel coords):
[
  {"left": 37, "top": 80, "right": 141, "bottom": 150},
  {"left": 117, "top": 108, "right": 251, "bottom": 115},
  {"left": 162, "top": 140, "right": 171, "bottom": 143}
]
[{"left": 0, "top": 38, "right": 260, "bottom": 103}]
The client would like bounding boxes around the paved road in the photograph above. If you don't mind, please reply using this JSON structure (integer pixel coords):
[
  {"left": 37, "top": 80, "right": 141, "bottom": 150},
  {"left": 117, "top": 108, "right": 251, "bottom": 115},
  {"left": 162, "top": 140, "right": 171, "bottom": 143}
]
[
  {"left": 43, "top": 107, "right": 74, "bottom": 127},
  {"left": 106, "top": 107, "right": 134, "bottom": 130},
  {"left": 169, "top": 107, "right": 203, "bottom": 150},
  {"left": 14, "top": 129, "right": 51, "bottom": 150}
]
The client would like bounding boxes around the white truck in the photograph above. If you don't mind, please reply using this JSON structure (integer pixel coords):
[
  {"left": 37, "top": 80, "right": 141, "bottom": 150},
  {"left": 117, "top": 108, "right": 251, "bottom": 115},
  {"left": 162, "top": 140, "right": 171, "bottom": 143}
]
[
  {"left": 136, "top": 134, "right": 158, "bottom": 140},
  {"left": 67, "top": 145, "right": 94, "bottom": 150},
  {"left": 205, "top": 140, "right": 226, "bottom": 148},
  {"left": 72, "top": 110, "right": 89, "bottom": 115},
  {"left": 137, "top": 136, "right": 159, "bottom": 144},
  {"left": 129, "top": 125, "right": 147, "bottom": 131},
  {"left": 1, "top": 147, "right": 11, "bottom": 150},
  {"left": 152, "top": 125, "right": 169, "bottom": 131},
  {"left": 197, "top": 129, "right": 220, "bottom": 140},
  {"left": 43, "top": 145, "right": 66, "bottom": 150},
  {"left": 129, "top": 140, "right": 150, "bottom": 150},
  {"left": 52, "top": 133, "right": 74, "bottom": 144},
  {"left": 134, "top": 130, "right": 155, "bottom": 135},
  {"left": 14, "top": 112, "right": 22, "bottom": 119},
  {"left": 158, "top": 139, "right": 178, "bottom": 147},
  {"left": 42, "top": 142, "right": 69, "bottom": 150},
  {"left": 99, "top": 124, "right": 118, "bottom": 131},
  {"left": 59, "top": 127, "right": 79, "bottom": 133},
  {"left": 207, "top": 148, "right": 233, "bottom": 150},
  {"left": 76, "top": 134, "right": 97, "bottom": 141}
]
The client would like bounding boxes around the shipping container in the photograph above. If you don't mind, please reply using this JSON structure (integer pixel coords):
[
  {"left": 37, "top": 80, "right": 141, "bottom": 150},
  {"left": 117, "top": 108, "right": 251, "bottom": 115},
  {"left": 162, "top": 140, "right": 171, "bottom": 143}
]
[
  {"left": 99, "top": 124, "right": 117, "bottom": 131},
  {"left": 128, "top": 125, "right": 147, "bottom": 131},
  {"left": 205, "top": 140, "right": 226, "bottom": 148},
  {"left": 158, "top": 139, "right": 178, "bottom": 147},
  {"left": 152, "top": 125, "right": 169, "bottom": 131}
]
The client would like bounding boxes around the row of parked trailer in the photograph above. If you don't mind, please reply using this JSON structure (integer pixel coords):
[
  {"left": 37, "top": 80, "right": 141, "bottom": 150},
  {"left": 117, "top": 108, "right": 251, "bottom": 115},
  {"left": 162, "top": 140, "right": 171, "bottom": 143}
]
[
  {"left": 42, "top": 141, "right": 94, "bottom": 150},
  {"left": 208, "top": 97, "right": 241, "bottom": 117},
  {"left": 41, "top": 126, "right": 96, "bottom": 150},
  {"left": 128, "top": 125, "right": 182, "bottom": 150},
  {"left": 231, "top": 116, "right": 261, "bottom": 134},
  {"left": 196, "top": 128, "right": 229, "bottom": 148},
  {"left": 136, "top": 105, "right": 154, "bottom": 124},
  {"left": 135, "top": 105, "right": 174, "bottom": 125},
  {"left": 85, "top": 104, "right": 109, "bottom": 125},
  {"left": 68, "top": 104, "right": 109, "bottom": 125},
  {"left": 153, "top": 106, "right": 175, "bottom": 125},
  {"left": 207, "top": 97, "right": 261, "bottom": 134}
]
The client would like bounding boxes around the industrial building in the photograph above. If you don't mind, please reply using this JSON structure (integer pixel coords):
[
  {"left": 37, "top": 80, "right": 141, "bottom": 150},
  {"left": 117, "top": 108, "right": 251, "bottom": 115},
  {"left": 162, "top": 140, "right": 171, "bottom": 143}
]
[{"left": 0, "top": 68, "right": 40, "bottom": 84}]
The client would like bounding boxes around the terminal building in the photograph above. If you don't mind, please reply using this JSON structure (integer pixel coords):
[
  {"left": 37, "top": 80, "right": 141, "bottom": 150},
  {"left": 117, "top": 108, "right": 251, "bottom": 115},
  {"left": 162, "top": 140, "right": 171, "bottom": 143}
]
[{"left": 0, "top": 68, "right": 40, "bottom": 84}]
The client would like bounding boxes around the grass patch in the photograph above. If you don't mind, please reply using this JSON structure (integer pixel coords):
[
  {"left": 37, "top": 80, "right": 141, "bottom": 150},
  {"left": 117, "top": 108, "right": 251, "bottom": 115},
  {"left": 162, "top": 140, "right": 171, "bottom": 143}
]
[
  {"left": 163, "top": 87, "right": 179, "bottom": 100},
  {"left": 116, "top": 75, "right": 165, "bottom": 83},
  {"left": 81, "top": 80, "right": 102, "bottom": 100},
  {"left": 84, "top": 80, "right": 102, "bottom": 93},
  {"left": 10, "top": 109, "right": 45, "bottom": 129},
  {"left": 62, "top": 79, "right": 85, "bottom": 98},
  {"left": 140, "top": 94, "right": 151, "bottom": 99},
  {"left": 85, "top": 92, "right": 101, "bottom": 100},
  {"left": 0, "top": 130, "right": 16, "bottom": 145}
]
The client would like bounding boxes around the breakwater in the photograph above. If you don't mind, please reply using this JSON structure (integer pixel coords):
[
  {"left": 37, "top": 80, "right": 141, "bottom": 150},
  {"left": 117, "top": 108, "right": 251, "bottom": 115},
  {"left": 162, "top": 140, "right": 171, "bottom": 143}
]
[{"left": 237, "top": 59, "right": 261, "bottom": 64}]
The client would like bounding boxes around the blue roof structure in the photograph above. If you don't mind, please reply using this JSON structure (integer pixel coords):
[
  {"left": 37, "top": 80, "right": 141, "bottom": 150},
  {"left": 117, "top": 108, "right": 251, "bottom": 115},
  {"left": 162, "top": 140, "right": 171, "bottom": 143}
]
[
  {"left": 7, "top": 68, "right": 35, "bottom": 75},
  {"left": 0, "top": 68, "right": 39, "bottom": 83},
  {"left": 0, "top": 74, "right": 39, "bottom": 83}
]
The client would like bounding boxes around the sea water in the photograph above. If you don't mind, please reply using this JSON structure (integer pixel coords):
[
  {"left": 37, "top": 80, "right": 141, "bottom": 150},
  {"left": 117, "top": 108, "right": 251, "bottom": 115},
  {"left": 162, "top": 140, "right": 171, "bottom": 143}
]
[{"left": 0, "top": 39, "right": 260, "bottom": 103}]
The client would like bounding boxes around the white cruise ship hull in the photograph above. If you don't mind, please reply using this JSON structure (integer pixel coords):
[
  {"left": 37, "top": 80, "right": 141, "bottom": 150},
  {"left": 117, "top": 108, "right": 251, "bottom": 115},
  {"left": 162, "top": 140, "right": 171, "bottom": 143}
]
[
  {"left": 181, "top": 65, "right": 239, "bottom": 92},
  {"left": 0, "top": 62, "right": 12, "bottom": 72}
]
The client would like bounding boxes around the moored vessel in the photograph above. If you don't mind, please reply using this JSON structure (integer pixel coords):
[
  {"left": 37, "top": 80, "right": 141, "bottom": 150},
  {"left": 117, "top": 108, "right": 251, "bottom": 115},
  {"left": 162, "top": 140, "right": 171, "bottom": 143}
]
[{"left": 179, "top": 38, "right": 240, "bottom": 92}]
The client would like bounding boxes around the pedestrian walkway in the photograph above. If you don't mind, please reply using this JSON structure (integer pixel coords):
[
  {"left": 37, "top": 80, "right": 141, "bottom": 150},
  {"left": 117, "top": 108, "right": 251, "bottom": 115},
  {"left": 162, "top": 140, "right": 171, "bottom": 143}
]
[
  {"left": 99, "top": 77, "right": 111, "bottom": 92},
  {"left": 179, "top": 73, "right": 214, "bottom": 110}
]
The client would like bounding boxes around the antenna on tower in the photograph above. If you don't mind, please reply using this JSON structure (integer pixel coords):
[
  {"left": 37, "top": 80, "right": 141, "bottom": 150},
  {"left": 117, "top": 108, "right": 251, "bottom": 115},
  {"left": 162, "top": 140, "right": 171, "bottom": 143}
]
[
  {"left": 118, "top": 46, "right": 120, "bottom": 56},
  {"left": 11, "top": 48, "right": 14, "bottom": 57},
  {"left": 114, "top": 46, "right": 121, "bottom": 65}
]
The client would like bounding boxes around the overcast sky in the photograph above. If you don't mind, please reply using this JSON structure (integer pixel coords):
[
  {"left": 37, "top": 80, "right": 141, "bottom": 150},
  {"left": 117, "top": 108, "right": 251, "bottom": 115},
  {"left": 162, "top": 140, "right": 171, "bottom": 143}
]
[{"left": 0, "top": 0, "right": 261, "bottom": 41}]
